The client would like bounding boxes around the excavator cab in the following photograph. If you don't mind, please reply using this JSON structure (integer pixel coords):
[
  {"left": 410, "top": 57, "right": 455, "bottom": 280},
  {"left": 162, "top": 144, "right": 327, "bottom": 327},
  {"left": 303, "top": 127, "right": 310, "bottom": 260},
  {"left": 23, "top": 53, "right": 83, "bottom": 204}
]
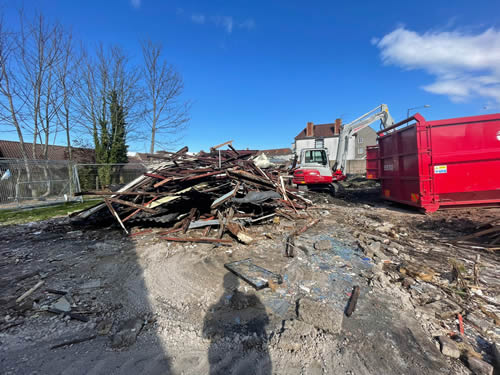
[
  {"left": 292, "top": 148, "right": 334, "bottom": 191},
  {"left": 303, "top": 149, "right": 328, "bottom": 165}
]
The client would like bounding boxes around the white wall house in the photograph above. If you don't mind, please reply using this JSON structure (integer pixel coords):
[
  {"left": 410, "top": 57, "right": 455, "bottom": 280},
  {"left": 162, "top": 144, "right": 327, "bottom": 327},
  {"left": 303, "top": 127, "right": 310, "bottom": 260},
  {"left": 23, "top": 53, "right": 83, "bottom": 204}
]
[{"left": 292, "top": 119, "right": 377, "bottom": 173}]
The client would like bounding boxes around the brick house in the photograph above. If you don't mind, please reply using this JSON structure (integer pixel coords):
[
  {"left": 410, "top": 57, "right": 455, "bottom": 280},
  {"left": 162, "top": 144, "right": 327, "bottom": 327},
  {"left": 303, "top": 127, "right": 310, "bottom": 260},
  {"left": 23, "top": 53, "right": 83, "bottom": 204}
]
[{"left": 292, "top": 119, "right": 377, "bottom": 174}]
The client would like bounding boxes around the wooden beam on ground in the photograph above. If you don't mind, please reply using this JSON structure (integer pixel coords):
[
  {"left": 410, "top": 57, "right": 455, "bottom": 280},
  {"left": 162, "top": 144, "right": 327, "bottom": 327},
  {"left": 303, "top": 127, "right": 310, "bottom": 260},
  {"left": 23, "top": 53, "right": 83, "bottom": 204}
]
[
  {"left": 292, "top": 218, "right": 320, "bottom": 236},
  {"left": 457, "top": 226, "right": 500, "bottom": 241}
]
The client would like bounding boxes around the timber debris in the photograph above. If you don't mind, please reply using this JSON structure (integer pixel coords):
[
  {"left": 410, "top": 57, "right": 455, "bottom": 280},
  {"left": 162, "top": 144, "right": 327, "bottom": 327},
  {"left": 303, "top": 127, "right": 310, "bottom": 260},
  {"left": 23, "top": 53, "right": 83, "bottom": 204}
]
[{"left": 73, "top": 144, "right": 310, "bottom": 244}]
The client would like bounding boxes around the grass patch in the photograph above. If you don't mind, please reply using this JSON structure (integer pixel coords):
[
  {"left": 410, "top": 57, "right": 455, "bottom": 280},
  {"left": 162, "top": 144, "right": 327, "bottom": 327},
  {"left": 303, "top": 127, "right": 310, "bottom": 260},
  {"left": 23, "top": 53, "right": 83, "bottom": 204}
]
[{"left": 0, "top": 200, "right": 102, "bottom": 225}]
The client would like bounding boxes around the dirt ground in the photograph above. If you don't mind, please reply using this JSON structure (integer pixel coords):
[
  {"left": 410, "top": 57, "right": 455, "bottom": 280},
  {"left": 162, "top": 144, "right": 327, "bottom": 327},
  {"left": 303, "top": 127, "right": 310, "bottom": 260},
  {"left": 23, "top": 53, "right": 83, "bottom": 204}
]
[{"left": 1, "top": 185, "right": 499, "bottom": 374}]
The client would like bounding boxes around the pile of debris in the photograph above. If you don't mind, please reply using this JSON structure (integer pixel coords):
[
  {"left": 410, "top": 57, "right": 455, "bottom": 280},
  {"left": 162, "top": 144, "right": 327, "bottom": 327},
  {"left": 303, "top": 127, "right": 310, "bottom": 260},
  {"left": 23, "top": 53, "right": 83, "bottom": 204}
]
[
  {"left": 455, "top": 217, "right": 500, "bottom": 250},
  {"left": 72, "top": 143, "right": 311, "bottom": 244}
]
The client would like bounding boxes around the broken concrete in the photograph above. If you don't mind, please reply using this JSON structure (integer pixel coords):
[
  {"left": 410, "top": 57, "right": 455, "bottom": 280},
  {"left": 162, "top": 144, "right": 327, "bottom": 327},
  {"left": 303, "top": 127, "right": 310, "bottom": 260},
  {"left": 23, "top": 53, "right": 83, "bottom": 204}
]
[
  {"left": 424, "top": 299, "right": 462, "bottom": 320},
  {"left": 313, "top": 239, "right": 332, "bottom": 251},
  {"left": 51, "top": 296, "right": 71, "bottom": 313},
  {"left": 438, "top": 335, "right": 461, "bottom": 359},
  {"left": 466, "top": 355, "right": 494, "bottom": 375},
  {"left": 296, "top": 297, "right": 343, "bottom": 334},
  {"left": 111, "top": 317, "right": 144, "bottom": 348}
]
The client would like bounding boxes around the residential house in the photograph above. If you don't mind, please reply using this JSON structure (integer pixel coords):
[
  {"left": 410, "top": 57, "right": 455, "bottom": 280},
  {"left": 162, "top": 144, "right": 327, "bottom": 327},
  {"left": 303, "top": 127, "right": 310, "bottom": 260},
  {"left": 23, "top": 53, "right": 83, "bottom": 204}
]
[{"left": 292, "top": 119, "right": 377, "bottom": 174}]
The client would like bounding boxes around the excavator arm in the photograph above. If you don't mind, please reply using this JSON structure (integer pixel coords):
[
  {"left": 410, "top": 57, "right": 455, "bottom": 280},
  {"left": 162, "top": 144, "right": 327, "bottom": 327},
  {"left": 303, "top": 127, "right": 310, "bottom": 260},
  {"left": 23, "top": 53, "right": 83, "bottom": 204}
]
[{"left": 333, "top": 104, "right": 394, "bottom": 175}]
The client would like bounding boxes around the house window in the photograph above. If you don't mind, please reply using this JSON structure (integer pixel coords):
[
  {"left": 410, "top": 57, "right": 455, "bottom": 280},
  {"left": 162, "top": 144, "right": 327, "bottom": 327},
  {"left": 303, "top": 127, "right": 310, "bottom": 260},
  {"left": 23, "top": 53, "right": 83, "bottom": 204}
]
[
  {"left": 358, "top": 136, "right": 363, "bottom": 144},
  {"left": 358, "top": 147, "right": 364, "bottom": 155},
  {"left": 315, "top": 139, "right": 324, "bottom": 148}
]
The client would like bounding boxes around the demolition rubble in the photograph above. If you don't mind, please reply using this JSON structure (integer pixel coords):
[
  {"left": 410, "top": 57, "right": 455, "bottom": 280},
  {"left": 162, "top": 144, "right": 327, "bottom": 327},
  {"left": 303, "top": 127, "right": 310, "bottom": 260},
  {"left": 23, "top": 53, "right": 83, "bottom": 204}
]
[
  {"left": 73, "top": 145, "right": 311, "bottom": 242},
  {"left": 0, "top": 145, "right": 499, "bottom": 375}
]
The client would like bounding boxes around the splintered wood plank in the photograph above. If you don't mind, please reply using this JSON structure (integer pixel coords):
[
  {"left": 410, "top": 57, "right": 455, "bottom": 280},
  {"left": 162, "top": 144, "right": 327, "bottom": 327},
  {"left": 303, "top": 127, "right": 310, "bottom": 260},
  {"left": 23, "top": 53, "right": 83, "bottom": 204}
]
[
  {"left": 104, "top": 199, "right": 129, "bottom": 234},
  {"left": 107, "top": 198, "right": 157, "bottom": 213}
]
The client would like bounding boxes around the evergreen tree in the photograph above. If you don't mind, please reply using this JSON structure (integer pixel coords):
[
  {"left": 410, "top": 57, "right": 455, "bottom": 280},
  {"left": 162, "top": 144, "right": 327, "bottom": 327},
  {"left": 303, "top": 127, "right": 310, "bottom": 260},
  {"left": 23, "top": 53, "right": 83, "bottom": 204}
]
[
  {"left": 109, "top": 90, "right": 128, "bottom": 164},
  {"left": 93, "top": 90, "right": 128, "bottom": 187}
]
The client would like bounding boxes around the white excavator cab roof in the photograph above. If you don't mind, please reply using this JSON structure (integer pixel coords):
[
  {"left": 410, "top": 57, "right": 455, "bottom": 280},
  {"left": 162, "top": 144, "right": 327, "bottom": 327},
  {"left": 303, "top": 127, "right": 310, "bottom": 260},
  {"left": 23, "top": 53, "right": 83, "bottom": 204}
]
[{"left": 300, "top": 148, "right": 329, "bottom": 166}]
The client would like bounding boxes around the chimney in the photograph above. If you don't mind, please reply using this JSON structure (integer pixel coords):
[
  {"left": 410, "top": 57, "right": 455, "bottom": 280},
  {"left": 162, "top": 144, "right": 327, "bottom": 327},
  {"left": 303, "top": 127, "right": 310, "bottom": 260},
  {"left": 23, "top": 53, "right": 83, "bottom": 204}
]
[
  {"left": 334, "top": 118, "right": 342, "bottom": 135},
  {"left": 306, "top": 122, "right": 314, "bottom": 137}
]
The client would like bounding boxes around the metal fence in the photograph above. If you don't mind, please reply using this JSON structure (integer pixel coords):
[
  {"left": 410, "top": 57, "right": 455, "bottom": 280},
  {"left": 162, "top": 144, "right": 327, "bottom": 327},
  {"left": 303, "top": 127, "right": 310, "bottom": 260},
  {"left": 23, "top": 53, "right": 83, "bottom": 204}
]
[
  {"left": 0, "top": 159, "right": 80, "bottom": 209},
  {"left": 0, "top": 160, "right": 149, "bottom": 209},
  {"left": 73, "top": 163, "right": 148, "bottom": 193}
]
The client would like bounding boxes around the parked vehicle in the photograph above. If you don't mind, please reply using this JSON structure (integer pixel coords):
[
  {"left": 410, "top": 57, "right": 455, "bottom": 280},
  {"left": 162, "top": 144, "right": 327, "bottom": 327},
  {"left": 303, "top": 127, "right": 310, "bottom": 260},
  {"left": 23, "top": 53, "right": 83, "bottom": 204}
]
[{"left": 293, "top": 104, "right": 394, "bottom": 193}]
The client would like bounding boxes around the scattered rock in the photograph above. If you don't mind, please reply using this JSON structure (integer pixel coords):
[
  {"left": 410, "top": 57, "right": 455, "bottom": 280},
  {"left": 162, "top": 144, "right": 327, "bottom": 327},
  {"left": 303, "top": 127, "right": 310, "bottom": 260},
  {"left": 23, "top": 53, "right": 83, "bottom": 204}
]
[
  {"left": 402, "top": 277, "right": 415, "bottom": 289},
  {"left": 81, "top": 280, "right": 101, "bottom": 289},
  {"left": 314, "top": 239, "right": 332, "bottom": 251},
  {"left": 387, "top": 247, "right": 399, "bottom": 256},
  {"left": 96, "top": 318, "right": 113, "bottom": 335},
  {"left": 14, "top": 299, "right": 33, "bottom": 313},
  {"left": 369, "top": 241, "right": 382, "bottom": 253},
  {"left": 424, "top": 299, "right": 462, "bottom": 320},
  {"left": 376, "top": 224, "right": 393, "bottom": 234},
  {"left": 236, "top": 232, "right": 253, "bottom": 245},
  {"left": 466, "top": 355, "right": 494, "bottom": 375},
  {"left": 466, "top": 312, "right": 495, "bottom": 335},
  {"left": 399, "top": 264, "right": 435, "bottom": 282},
  {"left": 51, "top": 297, "right": 71, "bottom": 313},
  {"left": 111, "top": 316, "right": 144, "bottom": 348},
  {"left": 297, "top": 297, "right": 343, "bottom": 334},
  {"left": 66, "top": 230, "right": 83, "bottom": 237},
  {"left": 438, "top": 336, "right": 460, "bottom": 359}
]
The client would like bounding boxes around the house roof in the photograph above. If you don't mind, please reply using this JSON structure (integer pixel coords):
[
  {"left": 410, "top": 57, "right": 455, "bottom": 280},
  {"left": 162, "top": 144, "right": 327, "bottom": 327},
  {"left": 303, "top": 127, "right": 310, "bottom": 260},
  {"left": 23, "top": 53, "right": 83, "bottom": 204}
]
[
  {"left": 257, "top": 148, "right": 293, "bottom": 156},
  {"left": 294, "top": 123, "right": 339, "bottom": 140},
  {"left": 0, "top": 140, "right": 95, "bottom": 163}
]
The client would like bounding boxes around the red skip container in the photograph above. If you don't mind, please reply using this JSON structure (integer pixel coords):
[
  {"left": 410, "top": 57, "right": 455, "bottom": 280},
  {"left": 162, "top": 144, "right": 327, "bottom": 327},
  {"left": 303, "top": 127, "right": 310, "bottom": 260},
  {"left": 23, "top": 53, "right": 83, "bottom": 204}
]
[
  {"left": 376, "top": 113, "right": 500, "bottom": 212},
  {"left": 366, "top": 145, "right": 379, "bottom": 180}
]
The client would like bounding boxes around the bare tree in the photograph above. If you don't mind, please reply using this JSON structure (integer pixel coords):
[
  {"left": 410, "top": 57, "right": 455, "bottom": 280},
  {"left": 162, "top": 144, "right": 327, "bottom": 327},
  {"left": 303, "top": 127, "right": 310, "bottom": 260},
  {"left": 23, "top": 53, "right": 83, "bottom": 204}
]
[
  {"left": 0, "top": 14, "right": 30, "bottom": 162},
  {"left": 0, "top": 14, "right": 37, "bottom": 199},
  {"left": 77, "top": 44, "right": 140, "bottom": 145},
  {"left": 141, "top": 39, "right": 190, "bottom": 153},
  {"left": 55, "top": 31, "right": 79, "bottom": 161},
  {"left": 17, "top": 11, "right": 64, "bottom": 160}
]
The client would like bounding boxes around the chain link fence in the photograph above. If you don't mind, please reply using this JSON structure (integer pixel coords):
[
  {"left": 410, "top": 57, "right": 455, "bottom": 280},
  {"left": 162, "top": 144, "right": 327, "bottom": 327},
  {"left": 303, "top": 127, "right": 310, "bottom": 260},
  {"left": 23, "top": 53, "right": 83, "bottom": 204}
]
[{"left": 0, "top": 160, "right": 149, "bottom": 209}]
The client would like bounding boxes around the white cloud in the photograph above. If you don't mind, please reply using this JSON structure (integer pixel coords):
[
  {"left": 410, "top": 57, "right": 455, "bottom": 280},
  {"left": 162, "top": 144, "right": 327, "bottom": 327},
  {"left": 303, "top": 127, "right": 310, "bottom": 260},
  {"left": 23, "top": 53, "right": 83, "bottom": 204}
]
[
  {"left": 212, "top": 16, "right": 234, "bottom": 34},
  {"left": 191, "top": 14, "right": 205, "bottom": 24},
  {"left": 130, "top": 0, "right": 141, "bottom": 9},
  {"left": 373, "top": 26, "right": 500, "bottom": 103}
]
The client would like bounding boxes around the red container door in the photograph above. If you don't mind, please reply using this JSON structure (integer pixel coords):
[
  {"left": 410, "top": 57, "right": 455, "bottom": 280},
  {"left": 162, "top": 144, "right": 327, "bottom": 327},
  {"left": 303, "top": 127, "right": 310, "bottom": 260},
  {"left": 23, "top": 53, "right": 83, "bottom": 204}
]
[
  {"left": 378, "top": 119, "right": 431, "bottom": 209},
  {"left": 366, "top": 146, "right": 379, "bottom": 179},
  {"left": 428, "top": 114, "right": 500, "bottom": 207},
  {"left": 378, "top": 113, "right": 500, "bottom": 212}
]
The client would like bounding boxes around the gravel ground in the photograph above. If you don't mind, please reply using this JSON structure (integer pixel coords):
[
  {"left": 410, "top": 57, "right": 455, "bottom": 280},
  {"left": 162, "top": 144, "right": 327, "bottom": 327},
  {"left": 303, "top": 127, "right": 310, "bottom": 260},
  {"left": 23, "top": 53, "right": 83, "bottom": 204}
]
[{"left": 2, "top": 188, "right": 495, "bottom": 374}]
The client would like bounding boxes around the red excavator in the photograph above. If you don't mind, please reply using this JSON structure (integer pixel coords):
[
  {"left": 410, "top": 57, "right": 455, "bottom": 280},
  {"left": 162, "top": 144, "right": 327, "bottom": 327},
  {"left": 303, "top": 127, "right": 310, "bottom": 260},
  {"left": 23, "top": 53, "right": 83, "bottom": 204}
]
[{"left": 292, "top": 104, "right": 394, "bottom": 194}]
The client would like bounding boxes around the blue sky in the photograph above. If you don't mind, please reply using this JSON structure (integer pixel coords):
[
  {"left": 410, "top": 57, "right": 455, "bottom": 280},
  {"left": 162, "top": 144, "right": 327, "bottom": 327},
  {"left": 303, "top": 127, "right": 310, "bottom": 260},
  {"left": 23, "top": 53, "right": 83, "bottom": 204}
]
[{"left": 3, "top": 0, "right": 500, "bottom": 152}]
